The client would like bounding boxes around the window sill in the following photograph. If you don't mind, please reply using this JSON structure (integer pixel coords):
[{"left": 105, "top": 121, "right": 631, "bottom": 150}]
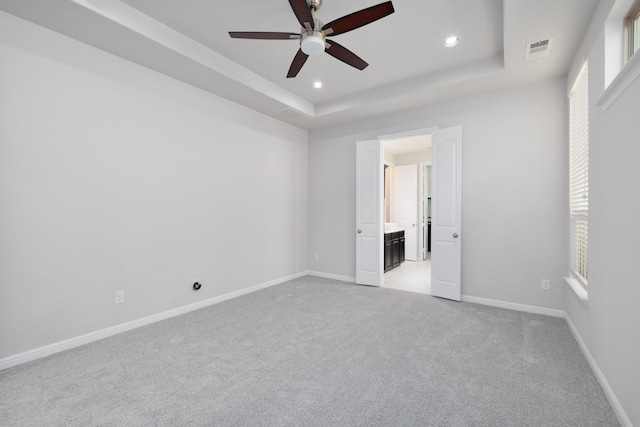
[
  {"left": 564, "top": 276, "right": 590, "bottom": 307},
  {"left": 596, "top": 50, "right": 640, "bottom": 111}
]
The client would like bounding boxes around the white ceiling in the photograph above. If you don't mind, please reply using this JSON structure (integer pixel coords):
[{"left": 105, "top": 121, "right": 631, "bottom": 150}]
[
  {"left": 384, "top": 135, "right": 431, "bottom": 156},
  {"left": 0, "top": 0, "right": 599, "bottom": 130},
  {"left": 120, "top": 0, "right": 504, "bottom": 105}
]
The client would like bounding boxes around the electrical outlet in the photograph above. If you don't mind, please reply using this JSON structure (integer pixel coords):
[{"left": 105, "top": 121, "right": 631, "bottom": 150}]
[
  {"left": 314, "top": 253, "right": 320, "bottom": 261},
  {"left": 541, "top": 279, "right": 551, "bottom": 290},
  {"left": 115, "top": 290, "right": 125, "bottom": 304}
]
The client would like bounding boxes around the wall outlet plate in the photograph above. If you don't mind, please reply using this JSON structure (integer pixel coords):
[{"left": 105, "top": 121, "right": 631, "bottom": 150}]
[
  {"left": 115, "top": 290, "right": 125, "bottom": 304},
  {"left": 541, "top": 279, "right": 551, "bottom": 290}
]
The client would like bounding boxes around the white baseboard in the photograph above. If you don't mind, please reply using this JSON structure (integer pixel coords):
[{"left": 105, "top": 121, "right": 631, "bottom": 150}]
[
  {"left": 461, "top": 295, "right": 565, "bottom": 318},
  {"left": 307, "top": 270, "right": 356, "bottom": 283},
  {"left": 564, "top": 315, "right": 632, "bottom": 427},
  {"left": 0, "top": 271, "right": 307, "bottom": 371}
]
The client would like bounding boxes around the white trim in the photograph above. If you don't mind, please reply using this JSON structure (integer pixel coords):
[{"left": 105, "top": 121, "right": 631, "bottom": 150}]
[
  {"left": 0, "top": 271, "right": 307, "bottom": 371},
  {"left": 307, "top": 270, "right": 356, "bottom": 283},
  {"left": 596, "top": 48, "right": 640, "bottom": 110},
  {"left": 564, "top": 276, "right": 590, "bottom": 306},
  {"left": 378, "top": 127, "right": 438, "bottom": 142},
  {"left": 461, "top": 295, "right": 565, "bottom": 318},
  {"left": 564, "top": 315, "right": 633, "bottom": 427}
]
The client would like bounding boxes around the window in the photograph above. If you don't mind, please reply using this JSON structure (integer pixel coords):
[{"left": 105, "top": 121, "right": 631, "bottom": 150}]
[
  {"left": 626, "top": 0, "right": 640, "bottom": 59},
  {"left": 569, "top": 61, "right": 589, "bottom": 286}
]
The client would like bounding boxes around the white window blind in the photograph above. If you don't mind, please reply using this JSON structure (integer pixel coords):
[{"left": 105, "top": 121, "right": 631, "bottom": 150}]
[{"left": 569, "top": 61, "right": 589, "bottom": 285}]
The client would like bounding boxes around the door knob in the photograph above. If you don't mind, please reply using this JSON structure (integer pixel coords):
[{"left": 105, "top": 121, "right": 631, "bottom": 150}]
[
  {"left": 357, "top": 229, "right": 362, "bottom": 233},
  {"left": 453, "top": 233, "right": 459, "bottom": 238}
]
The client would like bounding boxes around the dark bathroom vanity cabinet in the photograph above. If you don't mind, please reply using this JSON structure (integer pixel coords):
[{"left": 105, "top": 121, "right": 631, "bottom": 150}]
[{"left": 384, "top": 230, "right": 405, "bottom": 272}]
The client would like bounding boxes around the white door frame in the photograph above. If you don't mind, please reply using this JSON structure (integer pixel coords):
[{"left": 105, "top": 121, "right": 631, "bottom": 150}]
[
  {"left": 384, "top": 159, "right": 394, "bottom": 225},
  {"left": 378, "top": 128, "right": 438, "bottom": 286}
]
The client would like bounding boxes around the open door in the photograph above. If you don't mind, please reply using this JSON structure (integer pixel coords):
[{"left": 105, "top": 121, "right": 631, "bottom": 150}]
[
  {"left": 392, "top": 165, "right": 418, "bottom": 261},
  {"left": 355, "top": 140, "right": 384, "bottom": 286},
  {"left": 431, "top": 126, "right": 462, "bottom": 301}
]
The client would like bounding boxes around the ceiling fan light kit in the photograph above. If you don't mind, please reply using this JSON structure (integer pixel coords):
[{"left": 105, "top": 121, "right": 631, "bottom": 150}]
[
  {"left": 229, "top": 0, "right": 395, "bottom": 78},
  {"left": 300, "top": 30, "right": 326, "bottom": 55}
]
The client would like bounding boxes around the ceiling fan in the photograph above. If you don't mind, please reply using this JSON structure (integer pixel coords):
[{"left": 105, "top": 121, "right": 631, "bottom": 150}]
[{"left": 229, "top": 0, "right": 395, "bottom": 78}]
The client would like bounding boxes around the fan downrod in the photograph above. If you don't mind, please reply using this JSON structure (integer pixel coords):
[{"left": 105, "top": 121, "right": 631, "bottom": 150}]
[{"left": 307, "top": 0, "right": 322, "bottom": 12}]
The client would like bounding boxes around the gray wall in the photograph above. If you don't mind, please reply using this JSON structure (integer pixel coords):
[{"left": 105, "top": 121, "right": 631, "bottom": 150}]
[
  {"left": 0, "top": 12, "right": 309, "bottom": 358},
  {"left": 564, "top": 1, "right": 640, "bottom": 424},
  {"left": 309, "top": 78, "right": 569, "bottom": 310}
]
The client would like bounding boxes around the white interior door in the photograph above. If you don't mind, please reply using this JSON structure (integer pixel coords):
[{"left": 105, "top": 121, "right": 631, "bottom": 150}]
[
  {"left": 356, "top": 140, "right": 383, "bottom": 286},
  {"left": 431, "top": 126, "right": 462, "bottom": 301},
  {"left": 392, "top": 164, "right": 418, "bottom": 261}
]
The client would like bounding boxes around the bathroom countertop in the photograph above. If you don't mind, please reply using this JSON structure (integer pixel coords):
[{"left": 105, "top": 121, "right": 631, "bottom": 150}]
[{"left": 384, "top": 228, "right": 404, "bottom": 234}]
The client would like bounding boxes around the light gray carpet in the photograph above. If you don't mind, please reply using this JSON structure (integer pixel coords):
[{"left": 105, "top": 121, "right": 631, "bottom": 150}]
[{"left": 0, "top": 277, "right": 619, "bottom": 426}]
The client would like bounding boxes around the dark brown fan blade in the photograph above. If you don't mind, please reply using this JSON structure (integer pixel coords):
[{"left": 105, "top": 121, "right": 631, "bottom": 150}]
[
  {"left": 289, "top": 0, "right": 314, "bottom": 29},
  {"left": 229, "top": 32, "right": 300, "bottom": 40},
  {"left": 325, "top": 40, "right": 368, "bottom": 70},
  {"left": 287, "top": 49, "right": 309, "bottom": 78},
  {"left": 322, "top": 1, "right": 394, "bottom": 36}
]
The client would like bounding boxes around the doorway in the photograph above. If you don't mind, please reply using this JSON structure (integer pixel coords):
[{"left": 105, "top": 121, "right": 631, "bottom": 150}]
[
  {"left": 355, "top": 126, "right": 462, "bottom": 301},
  {"left": 382, "top": 135, "right": 432, "bottom": 294}
]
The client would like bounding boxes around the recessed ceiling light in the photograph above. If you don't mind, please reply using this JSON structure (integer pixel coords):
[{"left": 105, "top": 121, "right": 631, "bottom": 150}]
[
  {"left": 444, "top": 36, "right": 460, "bottom": 47},
  {"left": 313, "top": 81, "right": 323, "bottom": 89}
]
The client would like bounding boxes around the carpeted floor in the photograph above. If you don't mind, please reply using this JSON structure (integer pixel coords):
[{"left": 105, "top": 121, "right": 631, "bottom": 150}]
[{"left": 0, "top": 276, "right": 620, "bottom": 426}]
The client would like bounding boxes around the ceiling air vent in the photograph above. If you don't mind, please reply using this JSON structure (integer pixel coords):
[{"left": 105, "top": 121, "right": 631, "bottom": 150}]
[
  {"left": 274, "top": 107, "right": 313, "bottom": 123},
  {"left": 525, "top": 38, "right": 553, "bottom": 60}
]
